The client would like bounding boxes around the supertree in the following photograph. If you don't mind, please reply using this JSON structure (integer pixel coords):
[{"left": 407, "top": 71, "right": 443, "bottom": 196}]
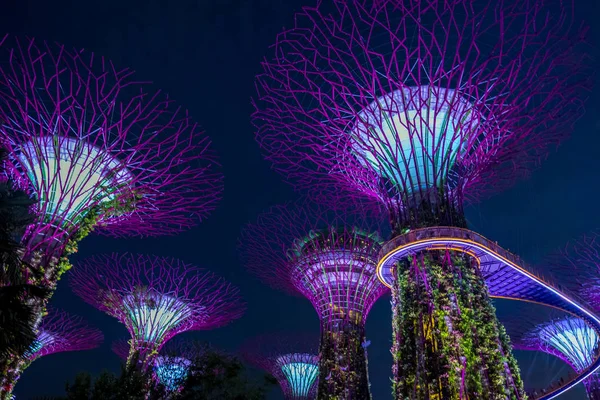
[
  {"left": 70, "top": 253, "right": 244, "bottom": 369},
  {"left": 533, "top": 231, "right": 600, "bottom": 399},
  {"left": 113, "top": 338, "right": 206, "bottom": 395},
  {"left": 252, "top": 0, "right": 589, "bottom": 398},
  {"left": 500, "top": 300, "right": 600, "bottom": 400},
  {"left": 242, "top": 333, "right": 319, "bottom": 400},
  {"left": 240, "top": 201, "right": 387, "bottom": 399},
  {"left": 0, "top": 35, "right": 222, "bottom": 378},
  {"left": 4, "top": 308, "right": 103, "bottom": 394}
]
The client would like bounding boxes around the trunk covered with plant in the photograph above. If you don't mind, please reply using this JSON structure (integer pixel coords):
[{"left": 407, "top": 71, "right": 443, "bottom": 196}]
[
  {"left": 317, "top": 319, "right": 370, "bottom": 400},
  {"left": 389, "top": 197, "right": 525, "bottom": 400}
]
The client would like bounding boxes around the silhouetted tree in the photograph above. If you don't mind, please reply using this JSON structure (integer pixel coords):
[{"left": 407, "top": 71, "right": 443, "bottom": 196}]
[
  {"left": 177, "top": 350, "right": 274, "bottom": 400},
  {"left": 0, "top": 148, "right": 49, "bottom": 360}
]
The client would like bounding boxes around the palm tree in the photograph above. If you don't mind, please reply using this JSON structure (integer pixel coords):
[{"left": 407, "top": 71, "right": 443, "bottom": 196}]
[{"left": 0, "top": 148, "right": 48, "bottom": 359}]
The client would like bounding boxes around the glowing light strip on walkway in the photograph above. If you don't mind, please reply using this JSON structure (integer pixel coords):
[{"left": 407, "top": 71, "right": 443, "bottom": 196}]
[{"left": 377, "top": 231, "right": 600, "bottom": 400}]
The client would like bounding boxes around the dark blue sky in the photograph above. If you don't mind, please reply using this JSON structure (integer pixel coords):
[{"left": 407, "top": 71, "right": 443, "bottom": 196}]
[{"left": 1, "top": 0, "right": 598, "bottom": 399}]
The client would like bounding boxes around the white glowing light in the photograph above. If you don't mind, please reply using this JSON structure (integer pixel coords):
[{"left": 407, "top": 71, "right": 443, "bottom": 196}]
[
  {"left": 16, "top": 136, "right": 131, "bottom": 226},
  {"left": 123, "top": 292, "right": 194, "bottom": 344},
  {"left": 277, "top": 355, "right": 319, "bottom": 397},
  {"left": 350, "top": 86, "right": 478, "bottom": 192},
  {"left": 538, "top": 318, "right": 598, "bottom": 372}
]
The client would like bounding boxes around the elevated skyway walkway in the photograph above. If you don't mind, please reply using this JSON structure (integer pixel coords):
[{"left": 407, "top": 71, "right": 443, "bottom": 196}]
[{"left": 377, "top": 227, "right": 600, "bottom": 400}]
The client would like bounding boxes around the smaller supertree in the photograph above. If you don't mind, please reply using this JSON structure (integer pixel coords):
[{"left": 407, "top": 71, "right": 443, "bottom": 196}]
[
  {"left": 242, "top": 333, "right": 319, "bottom": 400},
  {"left": 70, "top": 253, "right": 244, "bottom": 368},
  {"left": 240, "top": 200, "right": 387, "bottom": 399},
  {"left": 2, "top": 308, "right": 103, "bottom": 393},
  {"left": 113, "top": 338, "right": 206, "bottom": 394},
  {"left": 502, "top": 303, "right": 600, "bottom": 400}
]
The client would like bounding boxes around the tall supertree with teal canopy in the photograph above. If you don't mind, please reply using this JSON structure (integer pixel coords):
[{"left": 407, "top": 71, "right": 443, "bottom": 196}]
[
  {"left": 70, "top": 253, "right": 244, "bottom": 370},
  {"left": 242, "top": 333, "right": 319, "bottom": 400},
  {"left": 252, "top": 0, "right": 589, "bottom": 398},
  {"left": 4, "top": 308, "right": 103, "bottom": 394},
  {"left": 240, "top": 201, "right": 387, "bottom": 399}
]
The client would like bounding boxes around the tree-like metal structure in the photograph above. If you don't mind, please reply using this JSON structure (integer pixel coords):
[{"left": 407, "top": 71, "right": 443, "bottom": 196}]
[
  {"left": 524, "top": 318, "right": 600, "bottom": 400},
  {"left": 534, "top": 231, "right": 600, "bottom": 399},
  {"left": 2, "top": 308, "right": 103, "bottom": 394},
  {"left": 240, "top": 202, "right": 386, "bottom": 399},
  {"left": 0, "top": 37, "right": 223, "bottom": 397},
  {"left": 242, "top": 333, "right": 319, "bottom": 400},
  {"left": 113, "top": 338, "right": 206, "bottom": 395},
  {"left": 70, "top": 253, "right": 244, "bottom": 368},
  {"left": 0, "top": 35, "right": 222, "bottom": 301},
  {"left": 500, "top": 300, "right": 600, "bottom": 400},
  {"left": 252, "top": 0, "right": 589, "bottom": 397}
]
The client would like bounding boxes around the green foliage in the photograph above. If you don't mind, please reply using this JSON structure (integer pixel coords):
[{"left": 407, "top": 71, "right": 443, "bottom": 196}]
[
  {"left": 392, "top": 251, "right": 527, "bottom": 400},
  {"left": 53, "top": 188, "right": 141, "bottom": 283},
  {"left": 317, "top": 324, "right": 371, "bottom": 400},
  {"left": 392, "top": 190, "right": 467, "bottom": 235}
]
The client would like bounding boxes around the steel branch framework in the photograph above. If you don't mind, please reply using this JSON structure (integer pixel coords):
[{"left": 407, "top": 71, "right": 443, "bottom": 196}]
[
  {"left": 252, "top": 1, "right": 589, "bottom": 398},
  {"left": 240, "top": 201, "right": 386, "bottom": 399},
  {"left": 27, "top": 308, "right": 103, "bottom": 360},
  {"left": 0, "top": 308, "right": 103, "bottom": 394},
  {"left": 242, "top": 333, "right": 319, "bottom": 400},
  {"left": 0, "top": 37, "right": 223, "bottom": 259},
  {"left": 253, "top": 0, "right": 589, "bottom": 224},
  {"left": 70, "top": 253, "right": 244, "bottom": 367},
  {"left": 501, "top": 302, "right": 600, "bottom": 400}
]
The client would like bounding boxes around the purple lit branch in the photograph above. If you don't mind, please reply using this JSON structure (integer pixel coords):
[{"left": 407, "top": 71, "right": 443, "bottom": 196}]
[
  {"left": 240, "top": 200, "right": 387, "bottom": 324},
  {"left": 0, "top": 37, "right": 223, "bottom": 257},
  {"left": 499, "top": 301, "right": 600, "bottom": 397},
  {"left": 27, "top": 308, "right": 103, "bottom": 361},
  {"left": 253, "top": 0, "right": 589, "bottom": 212},
  {"left": 242, "top": 333, "right": 319, "bottom": 400},
  {"left": 547, "top": 231, "right": 600, "bottom": 307},
  {"left": 70, "top": 253, "right": 244, "bottom": 363},
  {"left": 112, "top": 339, "right": 131, "bottom": 362}
]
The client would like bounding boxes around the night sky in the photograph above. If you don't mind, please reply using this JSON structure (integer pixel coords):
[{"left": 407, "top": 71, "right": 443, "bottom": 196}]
[{"left": 1, "top": 0, "right": 598, "bottom": 399}]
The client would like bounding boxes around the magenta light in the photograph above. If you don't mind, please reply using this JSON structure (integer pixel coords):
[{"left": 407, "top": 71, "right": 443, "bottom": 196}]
[
  {"left": 70, "top": 253, "right": 244, "bottom": 366},
  {"left": 241, "top": 200, "right": 386, "bottom": 398},
  {"left": 252, "top": 0, "right": 589, "bottom": 226},
  {"left": 1, "top": 308, "right": 103, "bottom": 394},
  {"left": 242, "top": 333, "right": 319, "bottom": 400},
  {"left": 240, "top": 201, "right": 387, "bottom": 325},
  {"left": 0, "top": 37, "right": 223, "bottom": 260},
  {"left": 26, "top": 308, "right": 103, "bottom": 360}
]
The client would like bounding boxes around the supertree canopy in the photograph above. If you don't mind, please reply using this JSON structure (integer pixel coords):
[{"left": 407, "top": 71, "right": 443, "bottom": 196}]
[
  {"left": 0, "top": 38, "right": 222, "bottom": 397},
  {"left": 242, "top": 333, "right": 319, "bottom": 400},
  {"left": 0, "top": 36, "right": 222, "bottom": 288},
  {"left": 535, "top": 231, "right": 600, "bottom": 399},
  {"left": 252, "top": 1, "right": 589, "bottom": 398},
  {"left": 113, "top": 338, "right": 206, "bottom": 394},
  {"left": 500, "top": 300, "right": 600, "bottom": 400},
  {"left": 70, "top": 253, "right": 244, "bottom": 368},
  {"left": 1, "top": 308, "right": 103, "bottom": 393},
  {"left": 240, "top": 201, "right": 386, "bottom": 399}
]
